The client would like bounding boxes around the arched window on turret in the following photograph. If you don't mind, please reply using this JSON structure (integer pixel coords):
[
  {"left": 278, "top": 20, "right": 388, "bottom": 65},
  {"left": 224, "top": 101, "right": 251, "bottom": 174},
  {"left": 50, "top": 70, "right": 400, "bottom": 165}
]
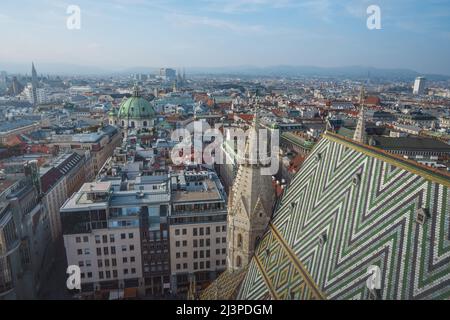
[
  {"left": 237, "top": 233, "right": 243, "bottom": 248},
  {"left": 236, "top": 255, "right": 242, "bottom": 268},
  {"left": 131, "top": 121, "right": 135, "bottom": 128},
  {"left": 121, "top": 121, "right": 125, "bottom": 126},
  {"left": 143, "top": 121, "right": 148, "bottom": 127}
]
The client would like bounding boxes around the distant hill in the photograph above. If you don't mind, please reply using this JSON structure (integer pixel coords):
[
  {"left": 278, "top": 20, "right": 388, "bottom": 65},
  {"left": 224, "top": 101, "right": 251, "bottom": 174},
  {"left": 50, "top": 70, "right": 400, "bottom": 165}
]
[{"left": 1, "top": 62, "right": 449, "bottom": 80}]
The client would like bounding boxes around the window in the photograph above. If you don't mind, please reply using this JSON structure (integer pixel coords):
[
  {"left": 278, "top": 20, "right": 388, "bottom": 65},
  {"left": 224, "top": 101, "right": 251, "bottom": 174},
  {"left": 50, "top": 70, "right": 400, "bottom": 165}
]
[
  {"left": 200, "top": 251, "right": 204, "bottom": 258},
  {"left": 102, "top": 235, "right": 108, "bottom": 243},
  {"left": 84, "top": 248, "right": 90, "bottom": 255},
  {"left": 99, "top": 271, "right": 104, "bottom": 279},
  {"left": 109, "top": 234, "right": 115, "bottom": 243},
  {"left": 98, "top": 260, "right": 103, "bottom": 268},
  {"left": 176, "top": 264, "right": 181, "bottom": 270},
  {"left": 83, "top": 236, "right": 89, "bottom": 243},
  {"left": 200, "top": 261, "right": 204, "bottom": 269},
  {"left": 182, "top": 229, "right": 187, "bottom": 235},
  {"left": 77, "top": 249, "right": 83, "bottom": 255},
  {"left": 216, "top": 226, "right": 220, "bottom": 233},
  {"left": 106, "top": 271, "right": 111, "bottom": 279},
  {"left": 130, "top": 245, "right": 134, "bottom": 251},
  {"left": 206, "top": 239, "right": 210, "bottom": 247},
  {"left": 182, "top": 240, "right": 187, "bottom": 247},
  {"left": 81, "top": 273, "right": 85, "bottom": 279},
  {"left": 95, "top": 235, "right": 101, "bottom": 244},
  {"left": 176, "top": 252, "right": 180, "bottom": 259},
  {"left": 105, "top": 259, "right": 110, "bottom": 267},
  {"left": 183, "top": 252, "right": 187, "bottom": 258},
  {"left": 103, "top": 247, "right": 109, "bottom": 255},
  {"left": 121, "top": 245, "right": 127, "bottom": 252},
  {"left": 194, "top": 251, "right": 198, "bottom": 259},
  {"left": 206, "top": 227, "right": 210, "bottom": 235},
  {"left": 216, "top": 260, "right": 220, "bottom": 266},
  {"left": 222, "top": 248, "right": 226, "bottom": 254},
  {"left": 193, "top": 240, "right": 198, "bottom": 248},
  {"left": 87, "top": 272, "right": 92, "bottom": 278},
  {"left": 123, "top": 257, "right": 128, "bottom": 263},
  {"left": 96, "top": 248, "right": 101, "bottom": 256},
  {"left": 206, "top": 250, "right": 210, "bottom": 258},
  {"left": 222, "top": 226, "right": 226, "bottom": 232},
  {"left": 111, "top": 246, "right": 116, "bottom": 255},
  {"left": 200, "top": 239, "right": 204, "bottom": 247},
  {"left": 193, "top": 228, "right": 198, "bottom": 236},
  {"left": 222, "top": 237, "right": 226, "bottom": 243},
  {"left": 236, "top": 256, "right": 242, "bottom": 267},
  {"left": 216, "top": 238, "right": 220, "bottom": 244},
  {"left": 216, "top": 249, "right": 220, "bottom": 255},
  {"left": 131, "top": 268, "right": 136, "bottom": 274},
  {"left": 76, "top": 237, "right": 81, "bottom": 243},
  {"left": 86, "top": 260, "right": 92, "bottom": 267},
  {"left": 222, "top": 259, "right": 226, "bottom": 265},
  {"left": 124, "top": 269, "right": 129, "bottom": 275},
  {"left": 237, "top": 234, "right": 243, "bottom": 248},
  {"left": 175, "top": 241, "right": 180, "bottom": 247},
  {"left": 113, "top": 270, "right": 118, "bottom": 278},
  {"left": 130, "top": 257, "right": 135, "bottom": 263},
  {"left": 121, "top": 233, "right": 126, "bottom": 239},
  {"left": 129, "top": 233, "right": 134, "bottom": 239},
  {"left": 206, "top": 261, "right": 210, "bottom": 268},
  {"left": 199, "top": 228, "right": 204, "bottom": 236},
  {"left": 78, "top": 261, "right": 84, "bottom": 267},
  {"left": 194, "top": 262, "right": 198, "bottom": 270},
  {"left": 112, "top": 258, "right": 117, "bottom": 267},
  {"left": 183, "top": 263, "right": 187, "bottom": 269},
  {"left": 175, "top": 229, "right": 180, "bottom": 236}
]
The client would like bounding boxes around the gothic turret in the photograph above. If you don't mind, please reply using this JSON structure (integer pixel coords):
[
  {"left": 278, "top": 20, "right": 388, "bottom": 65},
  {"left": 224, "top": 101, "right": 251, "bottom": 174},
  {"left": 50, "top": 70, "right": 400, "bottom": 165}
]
[{"left": 227, "top": 111, "right": 276, "bottom": 271}]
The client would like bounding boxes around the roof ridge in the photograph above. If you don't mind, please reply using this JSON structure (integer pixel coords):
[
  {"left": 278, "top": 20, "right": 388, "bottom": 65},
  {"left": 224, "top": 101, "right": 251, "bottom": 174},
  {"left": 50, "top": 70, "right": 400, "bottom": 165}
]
[{"left": 324, "top": 131, "right": 450, "bottom": 187}]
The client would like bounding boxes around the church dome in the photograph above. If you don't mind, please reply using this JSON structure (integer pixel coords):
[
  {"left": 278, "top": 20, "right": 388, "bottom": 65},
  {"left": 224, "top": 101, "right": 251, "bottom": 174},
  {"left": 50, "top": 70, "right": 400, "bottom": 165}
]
[{"left": 118, "top": 86, "right": 156, "bottom": 120}]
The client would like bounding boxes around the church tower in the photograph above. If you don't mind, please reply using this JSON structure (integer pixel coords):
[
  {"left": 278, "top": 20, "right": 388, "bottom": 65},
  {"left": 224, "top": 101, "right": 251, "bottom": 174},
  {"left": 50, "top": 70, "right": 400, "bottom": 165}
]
[
  {"left": 353, "top": 86, "right": 367, "bottom": 144},
  {"left": 227, "top": 112, "right": 276, "bottom": 271}
]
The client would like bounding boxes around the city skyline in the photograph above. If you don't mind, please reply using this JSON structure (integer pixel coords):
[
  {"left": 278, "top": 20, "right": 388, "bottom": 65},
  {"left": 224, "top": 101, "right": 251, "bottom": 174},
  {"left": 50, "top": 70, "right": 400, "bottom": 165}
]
[{"left": 1, "top": 0, "right": 450, "bottom": 75}]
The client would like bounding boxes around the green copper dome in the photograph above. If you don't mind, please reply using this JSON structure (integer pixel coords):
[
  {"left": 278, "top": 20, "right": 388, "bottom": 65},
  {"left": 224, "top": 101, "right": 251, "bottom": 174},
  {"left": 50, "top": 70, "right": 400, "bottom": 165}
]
[{"left": 118, "top": 86, "right": 156, "bottom": 120}]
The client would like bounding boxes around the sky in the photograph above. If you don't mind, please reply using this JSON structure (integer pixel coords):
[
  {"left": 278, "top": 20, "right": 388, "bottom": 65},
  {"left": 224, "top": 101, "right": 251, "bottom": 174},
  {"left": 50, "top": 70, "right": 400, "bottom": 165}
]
[{"left": 1, "top": 0, "right": 450, "bottom": 75}]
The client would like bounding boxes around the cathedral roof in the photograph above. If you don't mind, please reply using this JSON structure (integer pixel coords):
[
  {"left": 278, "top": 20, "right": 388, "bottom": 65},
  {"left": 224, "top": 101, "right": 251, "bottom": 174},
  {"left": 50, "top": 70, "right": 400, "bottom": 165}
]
[{"left": 237, "top": 132, "right": 450, "bottom": 300}]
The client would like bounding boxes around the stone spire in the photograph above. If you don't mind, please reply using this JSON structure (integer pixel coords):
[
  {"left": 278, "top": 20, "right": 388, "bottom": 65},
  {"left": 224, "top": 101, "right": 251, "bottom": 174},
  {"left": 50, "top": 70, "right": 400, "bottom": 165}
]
[
  {"left": 353, "top": 86, "right": 367, "bottom": 144},
  {"left": 227, "top": 108, "right": 275, "bottom": 271}
]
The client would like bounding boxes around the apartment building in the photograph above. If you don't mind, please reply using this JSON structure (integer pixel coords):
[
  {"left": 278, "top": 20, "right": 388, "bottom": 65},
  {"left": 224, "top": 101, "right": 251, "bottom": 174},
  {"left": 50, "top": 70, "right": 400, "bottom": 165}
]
[
  {"left": 168, "top": 171, "right": 227, "bottom": 295},
  {"left": 49, "top": 125, "right": 121, "bottom": 177},
  {"left": 0, "top": 165, "right": 52, "bottom": 300},
  {"left": 40, "top": 152, "right": 88, "bottom": 242},
  {"left": 61, "top": 182, "right": 144, "bottom": 297}
]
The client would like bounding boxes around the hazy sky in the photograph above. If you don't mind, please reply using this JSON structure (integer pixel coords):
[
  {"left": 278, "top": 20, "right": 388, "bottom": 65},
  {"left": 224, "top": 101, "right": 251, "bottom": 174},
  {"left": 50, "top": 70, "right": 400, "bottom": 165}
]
[{"left": 1, "top": 0, "right": 450, "bottom": 74}]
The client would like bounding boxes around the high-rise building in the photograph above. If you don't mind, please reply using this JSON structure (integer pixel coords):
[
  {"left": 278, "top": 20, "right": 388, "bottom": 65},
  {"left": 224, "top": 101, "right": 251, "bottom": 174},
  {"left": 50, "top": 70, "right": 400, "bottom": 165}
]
[
  {"left": 23, "top": 83, "right": 47, "bottom": 105},
  {"left": 159, "top": 68, "right": 176, "bottom": 82},
  {"left": 0, "top": 71, "right": 7, "bottom": 84},
  {"left": 413, "top": 76, "right": 426, "bottom": 95}
]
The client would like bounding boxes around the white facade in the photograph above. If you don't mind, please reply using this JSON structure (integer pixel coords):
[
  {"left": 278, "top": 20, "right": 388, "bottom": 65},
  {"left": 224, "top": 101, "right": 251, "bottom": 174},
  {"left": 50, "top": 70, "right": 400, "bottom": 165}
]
[
  {"left": 64, "top": 228, "right": 143, "bottom": 292},
  {"left": 413, "top": 77, "right": 426, "bottom": 95}
]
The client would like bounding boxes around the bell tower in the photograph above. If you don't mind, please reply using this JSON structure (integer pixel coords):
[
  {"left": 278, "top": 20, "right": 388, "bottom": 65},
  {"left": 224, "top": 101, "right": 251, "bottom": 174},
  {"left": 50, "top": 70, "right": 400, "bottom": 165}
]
[{"left": 227, "top": 112, "right": 276, "bottom": 271}]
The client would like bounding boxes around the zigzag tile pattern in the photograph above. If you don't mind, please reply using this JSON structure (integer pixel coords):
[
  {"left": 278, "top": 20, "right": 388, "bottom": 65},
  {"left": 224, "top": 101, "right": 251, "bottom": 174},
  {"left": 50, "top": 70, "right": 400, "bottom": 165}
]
[{"left": 238, "top": 134, "right": 450, "bottom": 300}]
